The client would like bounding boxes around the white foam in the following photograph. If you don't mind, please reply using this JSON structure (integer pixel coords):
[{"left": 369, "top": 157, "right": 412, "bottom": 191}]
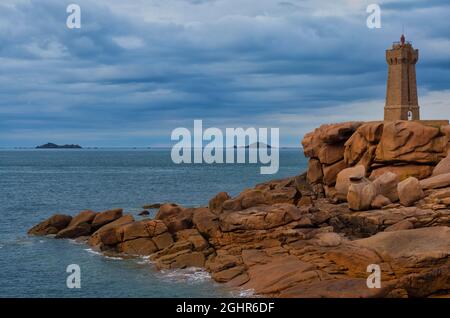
[
  {"left": 159, "top": 267, "right": 212, "bottom": 283},
  {"left": 84, "top": 248, "right": 101, "bottom": 255},
  {"left": 237, "top": 289, "right": 256, "bottom": 298},
  {"left": 83, "top": 248, "right": 124, "bottom": 260},
  {"left": 136, "top": 255, "right": 152, "bottom": 264}
]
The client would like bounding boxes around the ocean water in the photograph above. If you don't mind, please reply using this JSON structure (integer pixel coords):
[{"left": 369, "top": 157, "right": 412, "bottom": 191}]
[{"left": 0, "top": 149, "right": 307, "bottom": 297}]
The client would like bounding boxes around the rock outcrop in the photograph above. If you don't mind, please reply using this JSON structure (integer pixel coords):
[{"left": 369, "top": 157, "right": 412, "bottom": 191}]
[
  {"left": 27, "top": 120, "right": 450, "bottom": 298},
  {"left": 303, "top": 120, "right": 449, "bottom": 204}
]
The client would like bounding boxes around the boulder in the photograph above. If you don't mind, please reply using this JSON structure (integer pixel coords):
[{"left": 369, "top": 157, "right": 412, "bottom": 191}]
[
  {"left": 355, "top": 227, "right": 450, "bottom": 297},
  {"left": 117, "top": 238, "right": 158, "bottom": 255},
  {"left": 397, "top": 177, "right": 423, "bottom": 206},
  {"left": 55, "top": 223, "right": 92, "bottom": 239},
  {"left": 209, "top": 192, "right": 231, "bottom": 214},
  {"left": 335, "top": 165, "right": 366, "bottom": 200},
  {"left": 318, "top": 143, "right": 345, "bottom": 165},
  {"left": 206, "top": 253, "right": 242, "bottom": 273},
  {"left": 28, "top": 214, "right": 72, "bottom": 236},
  {"left": 419, "top": 173, "right": 450, "bottom": 190},
  {"left": 156, "top": 203, "right": 193, "bottom": 233},
  {"left": 88, "top": 214, "right": 134, "bottom": 247},
  {"left": 384, "top": 220, "right": 414, "bottom": 232},
  {"left": 170, "top": 252, "right": 206, "bottom": 269},
  {"left": 91, "top": 208, "right": 123, "bottom": 230},
  {"left": 219, "top": 203, "right": 303, "bottom": 232},
  {"left": 155, "top": 250, "right": 205, "bottom": 269},
  {"left": 432, "top": 154, "right": 450, "bottom": 176},
  {"left": 375, "top": 121, "right": 447, "bottom": 164},
  {"left": 152, "top": 232, "right": 174, "bottom": 250},
  {"left": 67, "top": 210, "right": 97, "bottom": 227},
  {"left": 138, "top": 210, "right": 150, "bottom": 216},
  {"left": 302, "top": 122, "right": 363, "bottom": 159},
  {"left": 176, "top": 229, "right": 208, "bottom": 251},
  {"left": 212, "top": 266, "right": 246, "bottom": 283},
  {"left": 240, "top": 189, "right": 271, "bottom": 209},
  {"left": 306, "top": 159, "right": 323, "bottom": 184},
  {"left": 155, "top": 203, "right": 183, "bottom": 220},
  {"left": 369, "top": 164, "right": 433, "bottom": 181},
  {"left": 371, "top": 194, "right": 392, "bottom": 209},
  {"left": 344, "top": 122, "right": 383, "bottom": 166},
  {"left": 297, "top": 196, "right": 313, "bottom": 207},
  {"left": 242, "top": 255, "right": 319, "bottom": 295},
  {"left": 192, "top": 207, "right": 220, "bottom": 239},
  {"left": 372, "top": 172, "right": 399, "bottom": 202},
  {"left": 322, "top": 160, "right": 347, "bottom": 186},
  {"left": 119, "top": 219, "right": 167, "bottom": 241},
  {"left": 347, "top": 179, "right": 377, "bottom": 211}
]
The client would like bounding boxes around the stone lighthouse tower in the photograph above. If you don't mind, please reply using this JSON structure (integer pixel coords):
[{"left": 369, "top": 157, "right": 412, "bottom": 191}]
[{"left": 384, "top": 34, "right": 420, "bottom": 121}]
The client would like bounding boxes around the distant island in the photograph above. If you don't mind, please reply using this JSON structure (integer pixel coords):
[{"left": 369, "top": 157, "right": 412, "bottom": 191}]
[
  {"left": 36, "top": 143, "right": 82, "bottom": 149},
  {"left": 233, "top": 142, "right": 272, "bottom": 149}
]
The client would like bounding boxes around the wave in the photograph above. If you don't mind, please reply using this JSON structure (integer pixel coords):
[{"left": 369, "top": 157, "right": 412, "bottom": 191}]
[
  {"left": 159, "top": 267, "right": 212, "bottom": 283},
  {"left": 83, "top": 248, "right": 124, "bottom": 260}
]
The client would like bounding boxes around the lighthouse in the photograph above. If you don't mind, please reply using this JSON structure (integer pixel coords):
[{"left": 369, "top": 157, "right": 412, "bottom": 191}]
[{"left": 384, "top": 35, "right": 420, "bottom": 121}]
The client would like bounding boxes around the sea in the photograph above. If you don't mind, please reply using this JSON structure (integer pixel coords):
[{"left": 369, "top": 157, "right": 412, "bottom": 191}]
[{"left": 0, "top": 149, "right": 307, "bottom": 297}]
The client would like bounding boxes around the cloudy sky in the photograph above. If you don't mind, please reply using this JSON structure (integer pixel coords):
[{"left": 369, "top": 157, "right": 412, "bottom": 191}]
[{"left": 0, "top": 0, "right": 449, "bottom": 147}]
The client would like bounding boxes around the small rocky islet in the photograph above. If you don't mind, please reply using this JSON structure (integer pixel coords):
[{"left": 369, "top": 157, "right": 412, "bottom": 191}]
[{"left": 29, "top": 120, "right": 450, "bottom": 298}]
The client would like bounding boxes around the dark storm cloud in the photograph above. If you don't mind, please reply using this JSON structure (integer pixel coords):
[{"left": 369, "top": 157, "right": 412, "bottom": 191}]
[{"left": 0, "top": 0, "right": 449, "bottom": 147}]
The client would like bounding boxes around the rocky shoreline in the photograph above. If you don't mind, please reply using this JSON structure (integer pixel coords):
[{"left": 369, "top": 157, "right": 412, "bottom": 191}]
[{"left": 29, "top": 120, "right": 450, "bottom": 298}]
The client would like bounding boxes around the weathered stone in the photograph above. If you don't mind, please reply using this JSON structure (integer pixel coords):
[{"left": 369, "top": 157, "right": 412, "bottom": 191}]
[
  {"left": 384, "top": 220, "right": 414, "bottom": 232},
  {"left": 297, "top": 196, "right": 313, "bottom": 207},
  {"left": 369, "top": 165, "right": 433, "bottom": 181},
  {"left": 398, "top": 177, "right": 423, "bottom": 206},
  {"left": 420, "top": 173, "right": 450, "bottom": 190},
  {"left": 371, "top": 194, "right": 392, "bottom": 209},
  {"left": 176, "top": 229, "right": 208, "bottom": 251},
  {"left": 318, "top": 143, "right": 345, "bottom": 165},
  {"left": 206, "top": 253, "right": 242, "bottom": 272},
  {"left": 209, "top": 192, "right": 231, "bottom": 214},
  {"left": 170, "top": 252, "right": 205, "bottom": 269},
  {"left": 375, "top": 121, "right": 447, "bottom": 164},
  {"left": 152, "top": 232, "right": 174, "bottom": 250},
  {"left": 219, "top": 203, "right": 302, "bottom": 232},
  {"left": 117, "top": 238, "right": 158, "bottom": 255},
  {"left": 344, "top": 122, "right": 383, "bottom": 166},
  {"left": 347, "top": 179, "right": 377, "bottom": 211},
  {"left": 322, "top": 160, "right": 347, "bottom": 186},
  {"left": 306, "top": 159, "right": 323, "bottom": 184},
  {"left": 314, "top": 232, "right": 342, "bottom": 247},
  {"left": 373, "top": 172, "right": 399, "bottom": 202},
  {"left": 55, "top": 223, "right": 91, "bottom": 239},
  {"left": 432, "top": 154, "right": 450, "bottom": 176},
  {"left": 242, "top": 256, "right": 319, "bottom": 295},
  {"left": 212, "top": 266, "right": 245, "bottom": 283},
  {"left": 119, "top": 219, "right": 167, "bottom": 241},
  {"left": 192, "top": 207, "right": 220, "bottom": 239},
  {"left": 88, "top": 214, "right": 134, "bottom": 247},
  {"left": 91, "top": 208, "right": 123, "bottom": 230},
  {"left": 28, "top": 214, "right": 72, "bottom": 236},
  {"left": 240, "top": 189, "right": 271, "bottom": 209},
  {"left": 68, "top": 210, "right": 97, "bottom": 228},
  {"left": 335, "top": 165, "right": 366, "bottom": 201},
  {"left": 156, "top": 203, "right": 193, "bottom": 233},
  {"left": 355, "top": 227, "right": 450, "bottom": 297}
]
